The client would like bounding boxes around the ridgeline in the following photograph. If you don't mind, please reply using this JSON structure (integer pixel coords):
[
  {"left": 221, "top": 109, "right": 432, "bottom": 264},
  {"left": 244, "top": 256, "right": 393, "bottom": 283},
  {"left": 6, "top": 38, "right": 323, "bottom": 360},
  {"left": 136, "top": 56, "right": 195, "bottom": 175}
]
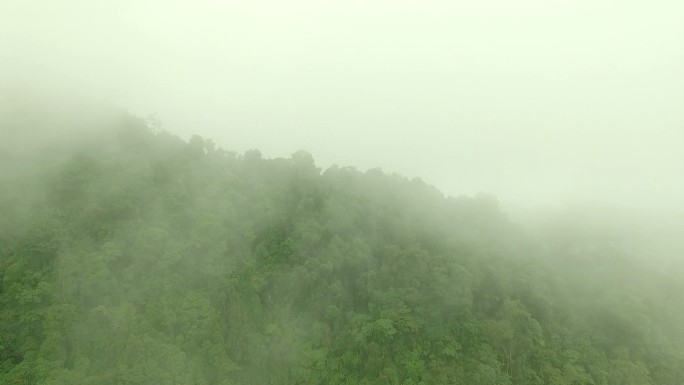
[{"left": 1, "top": 111, "right": 682, "bottom": 385}]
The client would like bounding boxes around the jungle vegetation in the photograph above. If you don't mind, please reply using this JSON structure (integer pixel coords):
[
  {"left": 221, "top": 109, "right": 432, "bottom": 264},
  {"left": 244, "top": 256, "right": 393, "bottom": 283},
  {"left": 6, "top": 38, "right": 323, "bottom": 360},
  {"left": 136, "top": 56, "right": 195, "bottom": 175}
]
[{"left": 1, "top": 108, "right": 683, "bottom": 385}]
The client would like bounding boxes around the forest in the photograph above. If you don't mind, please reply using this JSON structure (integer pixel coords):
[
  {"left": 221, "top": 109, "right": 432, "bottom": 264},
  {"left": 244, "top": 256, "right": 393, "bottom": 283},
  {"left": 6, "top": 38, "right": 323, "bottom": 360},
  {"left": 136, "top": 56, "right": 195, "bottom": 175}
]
[{"left": 1, "top": 107, "right": 683, "bottom": 385}]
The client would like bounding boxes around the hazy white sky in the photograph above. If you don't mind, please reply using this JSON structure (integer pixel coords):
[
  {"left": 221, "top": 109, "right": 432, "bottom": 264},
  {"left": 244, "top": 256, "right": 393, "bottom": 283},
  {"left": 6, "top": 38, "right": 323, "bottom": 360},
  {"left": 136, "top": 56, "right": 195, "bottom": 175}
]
[{"left": 2, "top": 0, "right": 683, "bottom": 210}]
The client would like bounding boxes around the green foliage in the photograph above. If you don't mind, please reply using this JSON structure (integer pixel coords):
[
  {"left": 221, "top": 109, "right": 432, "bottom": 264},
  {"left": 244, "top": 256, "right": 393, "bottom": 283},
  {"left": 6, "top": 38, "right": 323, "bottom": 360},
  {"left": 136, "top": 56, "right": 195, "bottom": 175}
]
[{"left": 1, "top": 113, "right": 682, "bottom": 384}]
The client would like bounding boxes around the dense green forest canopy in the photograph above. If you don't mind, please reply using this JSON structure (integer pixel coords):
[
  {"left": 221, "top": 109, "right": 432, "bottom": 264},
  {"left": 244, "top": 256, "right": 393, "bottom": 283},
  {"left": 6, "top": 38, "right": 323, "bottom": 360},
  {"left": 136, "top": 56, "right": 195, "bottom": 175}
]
[{"left": 1, "top": 105, "right": 683, "bottom": 385}]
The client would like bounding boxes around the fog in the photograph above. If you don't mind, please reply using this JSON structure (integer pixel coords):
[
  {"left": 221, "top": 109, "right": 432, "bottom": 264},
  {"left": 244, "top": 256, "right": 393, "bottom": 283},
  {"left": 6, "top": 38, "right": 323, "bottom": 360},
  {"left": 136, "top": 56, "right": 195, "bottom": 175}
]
[
  {"left": 2, "top": 0, "right": 683, "bottom": 212},
  {"left": 3, "top": 3, "right": 684, "bottom": 382}
]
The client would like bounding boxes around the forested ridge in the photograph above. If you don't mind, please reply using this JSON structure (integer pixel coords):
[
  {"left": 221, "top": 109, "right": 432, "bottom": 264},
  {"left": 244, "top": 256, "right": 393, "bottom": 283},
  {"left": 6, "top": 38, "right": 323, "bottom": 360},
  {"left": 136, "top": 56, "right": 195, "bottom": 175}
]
[{"left": 1, "top": 111, "right": 683, "bottom": 385}]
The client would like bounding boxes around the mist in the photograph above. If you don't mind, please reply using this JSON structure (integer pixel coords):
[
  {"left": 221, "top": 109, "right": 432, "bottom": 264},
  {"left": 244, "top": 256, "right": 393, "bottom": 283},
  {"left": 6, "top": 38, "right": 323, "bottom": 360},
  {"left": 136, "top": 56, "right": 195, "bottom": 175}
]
[
  {"left": 3, "top": 0, "right": 683, "bottom": 212},
  {"left": 2, "top": 1, "right": 684, "bottom": 384}
]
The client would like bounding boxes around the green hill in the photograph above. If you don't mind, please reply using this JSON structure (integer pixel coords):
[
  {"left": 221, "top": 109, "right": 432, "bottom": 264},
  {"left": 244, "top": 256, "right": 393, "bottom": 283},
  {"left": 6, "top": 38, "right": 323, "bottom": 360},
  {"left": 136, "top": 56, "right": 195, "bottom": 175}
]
[{"left": 1, "top": 109, "right": 682, "bottom": 385}]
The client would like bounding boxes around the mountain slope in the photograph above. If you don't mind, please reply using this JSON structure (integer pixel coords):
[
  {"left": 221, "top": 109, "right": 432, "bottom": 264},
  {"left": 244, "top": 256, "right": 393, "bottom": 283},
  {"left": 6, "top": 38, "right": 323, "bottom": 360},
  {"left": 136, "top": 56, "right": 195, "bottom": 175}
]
[{"left": 1, "top": 110, "right": 682, "bottom": 385}]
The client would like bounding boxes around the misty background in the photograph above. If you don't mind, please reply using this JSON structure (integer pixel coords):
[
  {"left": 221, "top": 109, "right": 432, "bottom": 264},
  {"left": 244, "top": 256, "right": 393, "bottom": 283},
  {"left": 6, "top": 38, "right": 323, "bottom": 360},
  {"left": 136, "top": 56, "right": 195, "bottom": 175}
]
[
  {"left": 2, "top": 2, "right": 684, "bottom": 383},
  {"left": 1, "top": 0, "right": 683, "bottom": 213}
]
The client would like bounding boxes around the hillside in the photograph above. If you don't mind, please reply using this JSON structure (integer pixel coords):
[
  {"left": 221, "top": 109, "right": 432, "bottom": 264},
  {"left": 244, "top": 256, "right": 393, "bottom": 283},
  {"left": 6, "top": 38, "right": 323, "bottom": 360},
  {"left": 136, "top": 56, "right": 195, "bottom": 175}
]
[{"left": 1, "top": 110, "right": 683, "bottom": 385}]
